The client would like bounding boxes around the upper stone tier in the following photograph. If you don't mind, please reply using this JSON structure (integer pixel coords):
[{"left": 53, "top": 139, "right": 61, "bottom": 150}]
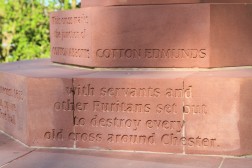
[
  {"left": 82, "top": 0, "right": 252, "bottom": 7},
  {"left": 50, "top": 2, "right": 252, "bottom": 68}
]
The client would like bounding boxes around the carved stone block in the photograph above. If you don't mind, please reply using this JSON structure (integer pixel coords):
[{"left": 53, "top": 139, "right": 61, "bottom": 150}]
[
  {"left": 50, "top": 3, "right": 252, "bottom": 68},
  {"left": 1, "top": 59, "right": 252, "bottom": 155},
  {"left": 0, "top": 59, "right": 93, "bottom": 147},
  {"left": 82, "top": 0, "right": 252, "bottom": 7}
]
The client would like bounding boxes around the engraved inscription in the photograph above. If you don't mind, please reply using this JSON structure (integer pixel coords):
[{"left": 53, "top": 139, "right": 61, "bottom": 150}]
[
  {"left": 165, "top": 86, "right": 192, "bottom": 98},
  {"left": 107, "top": 133, "right": 156, "bottom": 145},
  {"left": 51, "top": 12, "right": 91, "bottom": 59},
  {"left": 51, "top": 13, "right": 88, "bottom": 25},
  {"left": 44, "top": 129, "right": 64, "bottom": 141},
  {"left": 161, "top": 134, "right": 216, "bottom": 147},
  {"left": 51, "top": 47, "right": 90, "bottom": 58},
  {"left": 99, "top": 87, "right": 161, "bottom": 98},
  {"left": 145, "top": 120, "right": 185, "bottom": 132},
  {"left": 47, "top": 82, "right": 217, "bottom": 151},
  {"left": 0, "top": 85, "right": 24, "bottom": 101},
  {"left": 183, "top": 104, "right": 207, "bottom": 114},
  {"left": 0, "top": 86, "right": 24, "bottom": 125},
  {"left": 50, "top": 10, "right": 209, "bottom": 66},
  {"left": 53, "top": 29, "right": 87, "bottom": 40},
  {"left": 90, "top": 115, "right": 142, "bottom": 131},
  {"left": 0, "top": 98, "right": 16, "bottom": 125},
  {"left": 93, "top": 101, "right": 151, "bottom": 113},
  {"left": 66, "top": 84, "right": 94, "bottom": 96},
  {"left": 53, "top": 100, "right": 89, "bottom": 112},
  {"left": 96, "top": 49, "right": 207, "bottom": 59},
  {"left": 68, "top": 132, "right": 102, "bottom": 142}
]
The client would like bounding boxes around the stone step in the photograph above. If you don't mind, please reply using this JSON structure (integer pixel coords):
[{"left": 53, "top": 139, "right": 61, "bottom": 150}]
[
  {"left": 0, "top": 59, "right": 252, "bottom": 156},
  {"left": 50, "top": 3, "right": 252, "bottom": 68}
]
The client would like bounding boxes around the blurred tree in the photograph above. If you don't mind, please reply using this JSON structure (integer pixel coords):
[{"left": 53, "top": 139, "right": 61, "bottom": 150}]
[
  {"left": 0, "top": 0, "right": 80, "bottom": 63},
  {"left": 0, "top": 0, "right": 4, "bottom": 60},
  {"left": 2, "top": 0, "right": 54, "bottom": 62},
  {"left": 64, "top": 0, "right": 69, "bottom": 9},
  {"left": 58, "top": 0, "right": 78, "bottom": 10}
]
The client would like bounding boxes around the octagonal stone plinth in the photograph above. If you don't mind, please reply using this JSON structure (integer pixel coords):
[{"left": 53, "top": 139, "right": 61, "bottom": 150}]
[{"left": 1, "top": 59, "right": 252, "bottom": 156}]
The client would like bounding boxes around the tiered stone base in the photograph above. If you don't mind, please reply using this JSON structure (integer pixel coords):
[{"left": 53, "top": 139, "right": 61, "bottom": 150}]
[{"left": 0, "top": 59, "right": 252, "bottom": 156}]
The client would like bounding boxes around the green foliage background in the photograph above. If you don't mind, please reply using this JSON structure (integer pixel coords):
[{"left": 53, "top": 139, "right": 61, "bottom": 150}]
[{"left": 0, "top": 0, "right": 79, "bottom": 63}]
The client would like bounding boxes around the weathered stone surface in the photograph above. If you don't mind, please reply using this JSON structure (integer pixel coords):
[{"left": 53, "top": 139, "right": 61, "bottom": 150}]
[
  {"left": 69, "top": 69, "right": 252, "bottom": 155},
  {"left": 1, "top": 59, "right": 252, "bottom": 155},
  {"left": 82, "top": 0, "right": 204, "bottom": 7},
  {"left": 0, "top": 73, "right": 27, "bottom": 144},
  {"left": 0, "top": 59, "right": 94, "bottom": 147},
  {"left": 72, "top": 72, "right": 189, "bottom": 153},
  {"left": 50, "top": 4, "right": 209, "bottom": 68},
  {"left": 50, "top": 3, "right": 252, "bottom": 68},
  {"left": 184, "top": 70, "right": 252, "bottom": 155},
  {"left": 82, "top": 0, "right": 252, "bottom": 7}
]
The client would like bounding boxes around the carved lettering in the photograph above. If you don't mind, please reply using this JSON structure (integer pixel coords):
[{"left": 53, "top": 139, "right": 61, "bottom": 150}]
[
  {"left": 93, "top": 101, "right": 151, "bottom": 113},
  {"left": 0, "top": 98, "right": 17, "bottom": 125},
  {"left": 156, "top": 103, "right": 177, "bottom": 114},
  {"left": 51, "top": 14, "right": 88, "bottom": 25},
  {"left": 165, "top": 86, "right": 192, "bottom": 98},
  {"left": 183, "top": 104, "right": 207, "bottom": 114},
  {"left": 161, "top": 134, "right": 217, "bottom": 147},
  {"left": 66, "top": 84, "right": 94, "bottom": 96},
  {"left": 44, "top": 129, "right": 64, "bottom": 141},
  {"left": 145, "top": 120, "right": 185, "bottom": 132},
  {"left": 53, "top": 100, "right": 88, "bottom": 112},
  {"left": 0, "top": 85, "right": 24, "bottom": 101},
  {"left": 74, "top": 116, "right": 85, "bottom": 126},
  {"left": 54, "top": 29, "right": 87, "bottom": 40},
  {"left": 96, "top": 49, "right": 207, "bottom": 59},
  {"left": 48, "top": 82, "right": 217, "bottom": 150},
  {"left": 51, "top": 47, "right": 90, "bottom": 58},
  {"left": 100, "top": 87, "right": 161, "bottom": 98},
  {"left": 68, "top": 132, "right": 102, "bottom": 142},
  {"left": 90, "top": 115, "right": 141, "bottom": 131},
  {"left": 107, "top": 133, "right": 156, "bottom": 145}
]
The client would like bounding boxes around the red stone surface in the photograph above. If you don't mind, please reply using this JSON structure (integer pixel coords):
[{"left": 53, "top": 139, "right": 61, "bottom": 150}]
[
  {"left": 0, "top": 72, "right": 28, "bottom": 143},
  {"left": 70, "top": 69, "right": 252, "bottom": 155},
  {"left": 82, "top": 0, "right": 204, "bottom": 7},
  {"left": 50, "top": 3, "right": 252, "bottom": 68},
  {"left": 82, "top": 0, "right": 252, "bottom": 7},
  {"left": 1, "top": 59, "right": 252, "bottom": 156},
  {"left": 184, "top": 71, "right": 252, "bottom": 155},
  {"left": 0, "top": 59, "right": 94, "bottom": 147},
  {"left": 73, "top": 73, "right": 187, "bottom": 153}
]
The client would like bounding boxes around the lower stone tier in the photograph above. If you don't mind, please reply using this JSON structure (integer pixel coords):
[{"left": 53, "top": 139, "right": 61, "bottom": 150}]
[{"left": 0, "top": 59, "right": 252, "bottom": 156}]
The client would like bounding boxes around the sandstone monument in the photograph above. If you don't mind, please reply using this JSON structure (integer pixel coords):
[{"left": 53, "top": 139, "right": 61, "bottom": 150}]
[{"left": 0, "top": 0, "right": 252, "bottom": 156}]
